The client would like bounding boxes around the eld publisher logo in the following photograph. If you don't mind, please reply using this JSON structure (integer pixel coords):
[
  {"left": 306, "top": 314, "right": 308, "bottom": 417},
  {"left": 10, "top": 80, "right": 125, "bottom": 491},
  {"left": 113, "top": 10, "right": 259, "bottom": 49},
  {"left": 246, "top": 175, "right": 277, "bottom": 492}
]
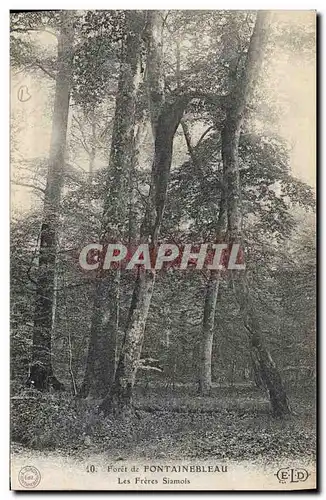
[{"left": 275, "top": 467, "right": 310, "bottom": 484}]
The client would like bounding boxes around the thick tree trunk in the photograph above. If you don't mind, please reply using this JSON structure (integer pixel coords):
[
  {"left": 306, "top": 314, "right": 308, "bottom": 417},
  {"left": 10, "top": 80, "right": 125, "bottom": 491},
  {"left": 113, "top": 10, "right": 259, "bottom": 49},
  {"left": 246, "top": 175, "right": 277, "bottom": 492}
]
[
  {"left": 128, "top": 113, "right": 148, "bottom": 244},
  {"left": 100, "top": 96, "right": 190, "bottom": 415},
  {"left": 145, "top": 11, "right": 165, "bottom": 134},
  {"left": 79, "top": 277, "right": 120, "bottom": 398},
  {"left": 80, "top": 12, "right": 146, "bottom": 398},
  {"left": 222, "top": 12, "right": 291, "bottom": 416},
  {"left": 100, "top": 12, "right": 175, "bottom": 414},
  {"left": 27, "top": 12, "right": 74, "bottom": 391},
  {"left": 251, "top": 344, "right": 290, "bottom": 416},
  {"left": 232, "top": 275, "right": 291, "bottom": 416}
]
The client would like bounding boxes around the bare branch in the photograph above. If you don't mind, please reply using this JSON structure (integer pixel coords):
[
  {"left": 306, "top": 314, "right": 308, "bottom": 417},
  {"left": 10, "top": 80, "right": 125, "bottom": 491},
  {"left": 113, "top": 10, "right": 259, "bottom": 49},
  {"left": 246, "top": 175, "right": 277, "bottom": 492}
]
[
  {"left": 11, "top": 27, "right": 58, "bottom": 39},
  {"left": 195, "top": 125, "right": 215, "bottom": 149},
  {"left": 11, "top": 180, "right": 45, "bottom": 194},
  {"left": 72, "top": 115, "right": 92, "bottom": 156},
  {"left": 34, "top": 60, "right": 55, "bottom": 79}
]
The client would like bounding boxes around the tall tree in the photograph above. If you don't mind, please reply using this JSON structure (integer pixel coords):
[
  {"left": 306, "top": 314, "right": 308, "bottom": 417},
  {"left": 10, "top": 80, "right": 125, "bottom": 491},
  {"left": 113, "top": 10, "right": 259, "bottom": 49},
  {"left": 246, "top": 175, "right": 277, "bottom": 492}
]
[
  {"left": 198, "top": 199, "right": 226, "bottom": 394},
  {"left": 222, "top": 12, "right": 291, "bottom": 416},
  {"left": 179, "top": 118, "right": 227, "bottom": 395},
  {"left": 27, "top": 11, "right": 74, "bottom": 390},
  {"left": 100, "top": 12, "right": 191, "bottom": 414},
  {"left": 80, "top": 11, "right": 147, "bottom": 398}
]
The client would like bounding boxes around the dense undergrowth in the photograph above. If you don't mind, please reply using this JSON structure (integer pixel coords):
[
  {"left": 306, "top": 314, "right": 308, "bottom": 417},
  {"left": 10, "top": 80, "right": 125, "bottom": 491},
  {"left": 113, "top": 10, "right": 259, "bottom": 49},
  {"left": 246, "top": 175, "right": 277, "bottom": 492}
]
[{"left": 11, "top": 384, "right": 316, "bottom": 462}]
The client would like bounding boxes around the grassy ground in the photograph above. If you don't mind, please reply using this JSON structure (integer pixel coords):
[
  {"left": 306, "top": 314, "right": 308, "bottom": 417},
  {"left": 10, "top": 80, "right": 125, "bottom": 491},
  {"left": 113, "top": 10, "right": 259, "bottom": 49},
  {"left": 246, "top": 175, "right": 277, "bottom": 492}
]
[{"left": 11, "top": 384, "right": 316, "bottom": 464}]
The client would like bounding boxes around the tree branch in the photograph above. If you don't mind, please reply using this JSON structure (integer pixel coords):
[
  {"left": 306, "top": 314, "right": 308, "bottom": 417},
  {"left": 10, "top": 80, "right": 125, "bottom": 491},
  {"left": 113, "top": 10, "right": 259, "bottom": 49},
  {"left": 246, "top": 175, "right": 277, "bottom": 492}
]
[
  {"left": 195, "top": 125, "right": 215, "bottom": 149},
  {"left": 11, "top": 180, "right": 45, "bottom": 194},
  {"left": 170, "top": 86, "right": 228, "bottom": 103},
  {"left": 34, "top": 60, "right": 55, "bottom": 79},
  {"left": 11, "top": 27, "right": 58, "bottom": 39}
]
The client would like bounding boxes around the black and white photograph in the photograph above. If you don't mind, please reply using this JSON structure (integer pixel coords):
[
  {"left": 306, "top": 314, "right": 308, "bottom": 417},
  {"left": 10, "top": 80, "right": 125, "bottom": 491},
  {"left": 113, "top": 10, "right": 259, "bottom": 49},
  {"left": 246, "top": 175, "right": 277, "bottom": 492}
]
[{"left": 10, "top": 9, "right": 316, "bottom": 491}]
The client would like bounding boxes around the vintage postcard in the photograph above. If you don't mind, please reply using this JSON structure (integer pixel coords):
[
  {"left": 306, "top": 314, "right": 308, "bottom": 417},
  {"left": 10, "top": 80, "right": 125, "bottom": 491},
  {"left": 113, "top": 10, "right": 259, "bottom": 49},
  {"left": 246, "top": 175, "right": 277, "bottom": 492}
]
[{"left": 10, "top": 9, "right": 316, "bottom": 491}]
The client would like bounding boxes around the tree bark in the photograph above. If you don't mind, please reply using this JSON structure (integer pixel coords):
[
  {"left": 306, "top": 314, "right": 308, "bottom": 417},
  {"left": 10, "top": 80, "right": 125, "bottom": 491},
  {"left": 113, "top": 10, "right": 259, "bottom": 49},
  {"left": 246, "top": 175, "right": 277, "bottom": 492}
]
[
  {"left": 128, "top": 111, "right": 149, "bottom": 244},
  {"left": 100, "top": 95, "right": 190, "bottom": 415},
  {"left": 100, "top": 12, "right": 190, "bottom": 410},
  {"left": 198, "top": 189, "right": 227, "bottom": 394},
  {"left": 80, "top": 12, "right": 146, "bottom": 398},
  {"left": 222, "top": 12, "right": 291, "bottom": 416},
  {"left": 99, "top": 11, "right": 165, "bottom": 414},
  {"left": 27, "top": 11, "right": 74, "bottom": 391},
  {"left": 198, "top": 272, "right": 220, "bottom": 394}
]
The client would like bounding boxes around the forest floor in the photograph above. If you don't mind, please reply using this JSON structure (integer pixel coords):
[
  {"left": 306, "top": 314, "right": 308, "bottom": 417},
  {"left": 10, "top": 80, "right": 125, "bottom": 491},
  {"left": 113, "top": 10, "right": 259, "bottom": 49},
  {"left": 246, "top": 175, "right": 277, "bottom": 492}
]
[{"left": 11, "top": 384, "right": 316, "bottom": 464}]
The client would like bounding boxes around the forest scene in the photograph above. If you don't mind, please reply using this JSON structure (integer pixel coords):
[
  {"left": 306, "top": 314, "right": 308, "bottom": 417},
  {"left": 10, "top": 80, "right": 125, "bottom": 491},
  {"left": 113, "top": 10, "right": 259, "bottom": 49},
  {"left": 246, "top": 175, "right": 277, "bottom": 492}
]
[{"left": 10, "top": 10, "right": 316, "bottom": 470}]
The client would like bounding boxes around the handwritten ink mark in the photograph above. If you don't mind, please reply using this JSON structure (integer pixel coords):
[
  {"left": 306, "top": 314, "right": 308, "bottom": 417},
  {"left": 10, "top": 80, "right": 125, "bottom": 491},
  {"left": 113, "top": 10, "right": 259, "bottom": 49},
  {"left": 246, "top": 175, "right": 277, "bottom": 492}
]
[{"left": 17, "top": 85, "right": 31, "bottom": 102}]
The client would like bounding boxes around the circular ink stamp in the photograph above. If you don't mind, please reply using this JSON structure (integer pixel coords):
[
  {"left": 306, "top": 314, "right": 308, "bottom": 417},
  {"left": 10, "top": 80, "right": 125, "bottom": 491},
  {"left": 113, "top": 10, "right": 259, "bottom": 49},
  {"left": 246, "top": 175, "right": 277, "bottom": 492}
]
[{"left": 18, "top": 466, "right": 41, "bottom": 488}]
